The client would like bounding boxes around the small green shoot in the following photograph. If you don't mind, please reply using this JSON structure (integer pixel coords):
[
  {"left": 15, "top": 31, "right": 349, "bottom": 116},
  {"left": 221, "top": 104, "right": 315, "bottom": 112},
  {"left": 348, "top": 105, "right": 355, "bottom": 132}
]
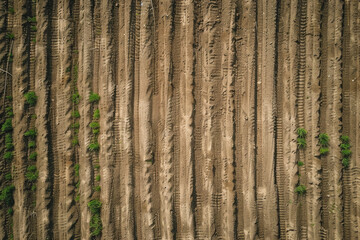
[
  {"left": 295, "top": 185, "right": 307, "bottom": 195},
  {"left": 319, "top": 133, "right": 330, "bottom": 147},
  {"left": 297, "top": 161, "right": 304, "bottom": 167},
  {"left": 1, "top": 118, "right": 13, "bottom": 133},
  {"left": 24, "top": 91, "right": 38, "bottom": 106},
  {"left": 89, "top": 93, "right": 100, "bottom": 103},
  {"left": 93, "top": 109, "right": 100, "bottom": 120},
  {"left": 320, "top": 147, "right": 329, "bottom": 156},
  {"left": 88, "top": 142, "right": 100, "bottom": 152}
]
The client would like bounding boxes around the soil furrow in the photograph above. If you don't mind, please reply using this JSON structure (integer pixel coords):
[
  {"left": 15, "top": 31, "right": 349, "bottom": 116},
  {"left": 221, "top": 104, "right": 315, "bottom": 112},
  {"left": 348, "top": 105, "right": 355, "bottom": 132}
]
[
  {"left": 256, "top": 0, "right": 279, "bottom": 238},
  {"left": 234, "top": 0, "right": 257, "bottom": 238}
]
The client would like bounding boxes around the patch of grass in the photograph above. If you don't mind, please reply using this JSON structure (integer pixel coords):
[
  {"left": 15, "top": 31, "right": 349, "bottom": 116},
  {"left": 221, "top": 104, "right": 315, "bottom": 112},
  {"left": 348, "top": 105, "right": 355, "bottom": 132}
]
[
  {"left": 74, "top": 164, "right": 80, "bottom": 177},
  {"left": 24, "top": 91, "right": 38, "bottom": 106},
  {"left": 4, "top": 152, "right": 13, "bottom": 161},
  {"left": 319, "top": 133, "right": 330, "bottom": 147},
  {"left": 1, "top": 118, "right": 13, "bottom": 133},
  {"left": 89, "top": 93, "right": 100, "bottom": 103},
  {"left": 95, "top": 175, "right": 100, "bottom": 181},
  {"left": 297, "top": 128, "right": 307, "bottom": 138},
  {"left": 29, "top": 152, "right": 37, "bottom": 161},
  {"left": 88, "top": 142, "right": 100, "bottom": 152},
  {"left": 28, "top": 141, "right": 36, "bottom": 149},
  {"left": 88, "top": 199, "right": 102, "bottom": 214},
  {"left": 319, "top": 147, "right": 329, "bottom": 156},
  {"left": 297, "top": 161, "right": 304, "bottom": 167},
  {"left": 5, "top": 173, "right": 12, "bottom": 181},
  {"left": 24, "top": 129, "right": 37, "bottom": 138},
  {"left": 295, "top": 185, "right": 307, "bottom": 195},
  {"left": 93, "top": 109, "right": 100, "bottom": 120},
  {"left": 72, "top": 110, "right": 80, "bottom": 118},
  {"left": 94, "top": 186, "right": 101, "bottom": 192},
  {"left": 72, "top": 92, "right": 80, "bottom": 104},
  {"left": 25, "top": 165, "right": 38, "bottom": 182},
  {"left": 89, "top": 121, "right": 100, "bottom": 129},
  {"left": 0, "top": 185, "right": 15, "bottom": 206}
]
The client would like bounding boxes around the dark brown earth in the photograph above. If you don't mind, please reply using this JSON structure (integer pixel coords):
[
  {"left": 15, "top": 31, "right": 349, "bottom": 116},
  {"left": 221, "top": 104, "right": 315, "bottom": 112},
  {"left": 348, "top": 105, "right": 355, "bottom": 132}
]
[{"left": 0, "top": 0, "right": 360, "bottom": 239}]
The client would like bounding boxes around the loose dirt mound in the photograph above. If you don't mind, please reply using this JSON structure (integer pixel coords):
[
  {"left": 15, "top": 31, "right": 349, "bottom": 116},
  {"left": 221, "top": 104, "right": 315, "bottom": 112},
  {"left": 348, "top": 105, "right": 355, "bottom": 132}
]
[{"left": 0, "top": 0, "right": 359, "bottom": 239}]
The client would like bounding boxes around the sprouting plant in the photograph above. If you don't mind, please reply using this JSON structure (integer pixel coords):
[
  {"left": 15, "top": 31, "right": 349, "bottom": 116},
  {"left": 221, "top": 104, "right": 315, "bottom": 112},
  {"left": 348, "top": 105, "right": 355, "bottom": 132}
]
[
  {"left": 5, "top": 142, "right": 14, "bottom": 151},
  {"left": 92, "top": 129, "right": 99, "bottom": 135},
  {"left": 24, "top": 129, "right": 37, "bottom": 138},
  {"left": 6, "top": 96, "right": 13, "bottom": 101},
  {"left": 29, "top": 152, "right": 37, "bottom": 161},
  {"left": 75, "top": 194, "right": 80, "bottom": 202},
  {"left": 297, "top": 161, "right": 304, "bottom": 167},
  {"left": 6, "top": 33, "right": 14, "bottom": 40},
  {"left": 88, "top": 199, "right": 102, "bottom": 214},
  {"left": 89, "top": 93, "right": 100, "bottom": 103},
  {"left": 28, "top": 141, "right": 36, "bottom": 149},
  {"left": 25, "top": 165, "right": 38, "bottom": 182},
  {"left": 90, "top": 213, "right": 102, "bottom": 236},
  {"left": 5, "top": 173, "right": 12, "bottom": 181},
  {"left": 8, "top": 8, "right": 15, "bottom": 14},
  {"left": 5, "top": 107, "right": 14, "bottom": 118},
  {"left": 93, "top": 109, "right": 100, "bottom": 120},
  {"left": 7, "top": 208, "right": 13, "bottom": 215},
  {"left": 340, "top": 135, "right": 350, "bottom": 144},
  {"left": 24, "top": 91, "right": 38, "bottom": 106},
  {"left": 4, "top": 152, "right": 13, "bottom": 161},
  {"left": 72, "top": 136, "right": 79, "bottom": 146},
  {"left": 76, "top": 181, "right": 80, "bottom": 189},
  {"left": 31, "top": 114, "right": 37, "bottom": 119},
  {"left": 74, "top": 164, "right": 80, "bottom": 177},
  {"left": 341, "top": 149, "right": 352, "bottom": 157},
  {"left": 319, "top": 147, "right": 329, "bottom": 156},
  {"left": 27, "top": 17, "right": 36, "bottom": 23},
  {"left": 295, "top": 185, "right": 307, "bottom": 195},
  {"left": 1, "top": 118, "right": 13, "bottom": 133},
  {"left": 95, "top": 175, "right": 100, "bottom": 181},
  {"left": 30, "top": 26, "right": 37, "bottom": 32},
  {"left": 71, "top": 122, "right": 80, "bottom": 129},
  {"left": 297, "top": 138, "right": 307, "bottom": 149},
  {"left": 31, "top": 184, "right": 36, "bottom": 192},
  {"left": 94, "top": 164, "right": 100, "bottom": 170},
  {"left": 297, "top": 128, "right": 307, "bottom": 138},
  {"left": 5, "top": 134, "right": 12, "bottom": 144},
  {"left": 340, "top": 143, "right": 350, "bottom": 150},
  {"left": 72, "top": 110, "right": 80, "bottom": 118},
  {"left": 88, "top": 142, "right": 100, "bottom": 152},
  {"left": 72, "top": 92, "right": 80, "bottom": 104},
  {"left": 94, "top": 186, "right": 101, "bottom": 192},
  {"left": 0, "top": 185, "right": 15, "bottom": 206},
  {"left": 89, "top": 122, "right": 100, "bottom": 129},
  {"left": 319, "top": 133, "right": 330, "bottom": 147},
  {"left": 342, "top": 158, "right": 350, "bottom": 168}
]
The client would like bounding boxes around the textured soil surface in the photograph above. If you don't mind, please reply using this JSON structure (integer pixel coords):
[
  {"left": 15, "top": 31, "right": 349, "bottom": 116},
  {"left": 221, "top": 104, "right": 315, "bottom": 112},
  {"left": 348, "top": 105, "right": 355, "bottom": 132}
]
[{"left": 0, "top": 0, "right": 360, "bottom": 239}]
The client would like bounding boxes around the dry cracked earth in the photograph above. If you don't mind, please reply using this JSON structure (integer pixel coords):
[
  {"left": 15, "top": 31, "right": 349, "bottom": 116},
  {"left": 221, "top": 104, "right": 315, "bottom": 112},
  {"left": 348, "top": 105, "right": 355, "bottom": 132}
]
[{"left": 0, "top": 0, "right": 360, "bottom": 239}]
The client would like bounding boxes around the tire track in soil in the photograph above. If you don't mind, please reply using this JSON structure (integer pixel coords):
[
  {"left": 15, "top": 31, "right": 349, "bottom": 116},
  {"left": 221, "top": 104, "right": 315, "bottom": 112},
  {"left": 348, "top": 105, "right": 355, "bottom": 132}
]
[
  {"left": 12, "top": 0, "right": 31, "bottom": 238},
  {"left": 52, "top": 0, "right": 76, "bottom": 238},
  {"left": 343, "top": 1, "right": 360, "bottom": 239},
  {"left": 34, "top": 0, "right": 52, "bottom": 238},
  {"left": 156, "top": 0, "right": 175, "bottom": 239},
  {"left": 319, "top": 1, "right": 343, "bottom": 238},
  {"left": 234, "top": 1, "right": 257, "bottom": 238},
  {"left": 219, "top": 0, "right": 236, "bottom": 238},
  {"left": 304, "top": 0, "right": 322, "bottom": 238},
  {"left": 116, "top": 1, "right": 136, "bottom": 238},
  {"left": 77, "top": 0, "right": 94, "bottom": 238},
  {"left": 297, "top": 0, "right": 307, "bottom": 238},
  {"left": 276, "top": 1, "right": 299, "bottom": 239},
  {"left": 98, "top": 0, "right": 116, "bottom": 238},
  {"left": 256, "top": 0, "right": 278, "bottom": 238},
  {"left": 137, "top": 1, "right": 155, "bottom": 238}
]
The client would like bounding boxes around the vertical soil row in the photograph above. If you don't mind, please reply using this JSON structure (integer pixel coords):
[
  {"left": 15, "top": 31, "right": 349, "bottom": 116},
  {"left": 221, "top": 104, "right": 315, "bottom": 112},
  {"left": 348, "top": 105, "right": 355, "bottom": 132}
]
[
  {"left": 116, "top": 0, "right": 136, "bottom": 238},
  {"left": 319, "top": 0, "right": 343, "bottom": 238},
  {"left": 234, "top": 0, "right": 257, "bottom": 238},
  {"left": 34, "top": 0, "right": 51, "bottom": 238},
  {"left": 343, "top": 1, "right": 360, "bottom": 239},
  {"left": 219, "top": 0, "right": 236, "bottom": 238},
  {"left": 98, "top": 0, "right": 116, "bottom": 238},
  {"left": 12, "top": 0, "right": 31, "bottom": 238},
  {"left": 77, "top": 0, "right": 94, "bottom": 238},
  {"left": 157, "top": 0, "right": 175, "bottom": 239},
  {"left": 276, "top": 1, "right": 299, "bottom": 239},
  {"left": 255, "top": 0, "right": 279, "bottom": 238}
]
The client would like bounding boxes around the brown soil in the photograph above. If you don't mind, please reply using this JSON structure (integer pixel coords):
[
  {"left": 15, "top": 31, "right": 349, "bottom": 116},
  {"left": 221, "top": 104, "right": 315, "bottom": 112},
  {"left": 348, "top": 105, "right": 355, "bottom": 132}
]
[{"left": 0, "top": 0, "right": 359, "bottom": 239}]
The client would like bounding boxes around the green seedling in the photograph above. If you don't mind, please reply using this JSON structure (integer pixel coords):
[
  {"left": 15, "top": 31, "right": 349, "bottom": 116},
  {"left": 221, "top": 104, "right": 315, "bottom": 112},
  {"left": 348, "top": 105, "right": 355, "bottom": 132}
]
[
  {"left": 341, "top": 149, "right": 352, "bottom": 157},
  {"left": 7, "top": 208, "right": 13, "bottom": 215},
  {"left": 95, "top": 175, "right": 100, "bottom": 181},
  {"left": 319, "top": 133, "right": 330, "bottom": 147},
  {"left": 6, "top": 142, "right": 14, "bottom": 151},
  {"left": 72, "top": 92, "right": 80, "bottom": 104},
  {"left": 297, "top": 128, "right": 307, "bottom": 138},
  {"left": 90, "top": 213, "right": 102, "bottom": 236},
  {"left": 340, "top": 135, "right": 350, "bottom": 144},
  {"left": 297, "top": 138, "right": 306, "bottom": 149},
  {"left": 6, "top": 33, "right": 14, "bottom": 40},
  {"left": 0, "top": 185, "right": 15, "bottom": 206},
  {"left": 88, "top": 142, "right": 100, "bottom": 152},
  {"left": 4, "top": 152, "right": 13, "bottom": 161},
  {"left": 24, "top": 91, "right": 37, "bottom": 106},
  {"left": 28, "top": 141, "right": 36, "bottom": 148},
  {"left": 93, "top": 109, "right": 100, "bottom": 120},
  {"left": 31, "top": 184, "right": 36, "bottom": 192},
  {"left": 295, "top": 185, "right": 307, "bottom": 195},
  {"left": 342, "top": 158, "right": 350, "bottom": 168},
  {"left": 89, "top": 93, "right": 100, "bottom": 103},
  {"left": 88, "top": 199, "right": 102, "bottom": 214},
  {"left": 6, "top": 96, "right": 13, "bottom": 101},
  {"left": 24, "top": 129, "right": 37, "bottom": 138},
  {"left": 8, "top": 8, "right": 15, "bottom": 14},
  {"left": 320, "top": 147, "right": 329, "bottom": 156},
  {"left": 29, "top": 152, "right": 37, "bottom": 160},
  {"left": 25, "top": 165, "right": 38, "bottom": 182},
  {"left": 74, "top": 164, "right": 80, "bottom": 177},
  {"left": 94, "top": 186, "right": 101, "bottom": 192},
  {"left": 5, "top": 173, "right": 12, "bottom": 181},
  {"left": 72, "top": 110, "right": 80, "bottom": 118},
  {"left": 71, "top": 122, "right": 80, "bottom": 129},
  {"left": 297, "top": 161, "right": 304, "bottom": 167},
  {"left": 1, "top": 118, "right": 13, "bottom": 133},
  {"left": 89, "top": 122, "right": 100, "bottom": 129}
]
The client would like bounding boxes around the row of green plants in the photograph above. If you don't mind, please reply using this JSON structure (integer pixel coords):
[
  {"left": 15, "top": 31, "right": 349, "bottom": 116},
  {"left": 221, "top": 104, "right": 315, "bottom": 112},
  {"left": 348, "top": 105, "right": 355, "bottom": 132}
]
[
  {"left": 1, "top": 101, "right": 15, "bottom": 223},
  {"left": 295, "top": 129, "right": 352, "bottom": 196},
  {"left": 88, "top": 92, "right": 102, "bottom": 236}
]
